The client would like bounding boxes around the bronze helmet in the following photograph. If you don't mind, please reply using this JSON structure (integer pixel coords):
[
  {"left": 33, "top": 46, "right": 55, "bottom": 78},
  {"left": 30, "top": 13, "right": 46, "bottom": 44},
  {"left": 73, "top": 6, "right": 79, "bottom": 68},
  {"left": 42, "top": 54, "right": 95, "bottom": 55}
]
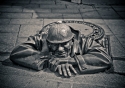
[{"left": 46, "top": 23, "right": 74, "bottom": 43}]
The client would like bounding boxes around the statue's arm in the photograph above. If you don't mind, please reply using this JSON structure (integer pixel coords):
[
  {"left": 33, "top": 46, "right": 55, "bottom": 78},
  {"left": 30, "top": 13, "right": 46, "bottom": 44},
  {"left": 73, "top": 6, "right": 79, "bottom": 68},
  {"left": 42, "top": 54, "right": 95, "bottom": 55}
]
[
  {"left": 75, "top": 37, "right": 113, "bottom": 74},
  {"left": 10, "top": 34, "right": 48, "bottom": 71}
]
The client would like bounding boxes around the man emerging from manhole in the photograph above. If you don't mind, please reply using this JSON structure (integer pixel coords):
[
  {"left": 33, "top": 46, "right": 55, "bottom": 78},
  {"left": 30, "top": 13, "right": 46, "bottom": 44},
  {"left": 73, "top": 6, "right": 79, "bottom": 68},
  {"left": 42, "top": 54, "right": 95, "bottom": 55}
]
[{"left": 10, "top": 23, "right": 113, "bottom": 77}]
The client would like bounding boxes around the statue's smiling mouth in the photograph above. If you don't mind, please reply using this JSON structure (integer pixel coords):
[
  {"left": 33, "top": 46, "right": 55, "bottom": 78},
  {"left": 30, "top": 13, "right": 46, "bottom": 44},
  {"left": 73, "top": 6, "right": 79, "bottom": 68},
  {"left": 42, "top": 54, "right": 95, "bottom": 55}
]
[{"left": 55, "top": 52, "right": 67, "bottom": 57}]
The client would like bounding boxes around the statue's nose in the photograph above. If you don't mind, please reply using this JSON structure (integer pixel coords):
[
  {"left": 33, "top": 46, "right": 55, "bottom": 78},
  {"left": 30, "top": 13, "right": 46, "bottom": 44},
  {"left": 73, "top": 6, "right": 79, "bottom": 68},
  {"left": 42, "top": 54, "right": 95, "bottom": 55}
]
[{"left": 58, "top": 45, "right": 64, "bottom": 51}]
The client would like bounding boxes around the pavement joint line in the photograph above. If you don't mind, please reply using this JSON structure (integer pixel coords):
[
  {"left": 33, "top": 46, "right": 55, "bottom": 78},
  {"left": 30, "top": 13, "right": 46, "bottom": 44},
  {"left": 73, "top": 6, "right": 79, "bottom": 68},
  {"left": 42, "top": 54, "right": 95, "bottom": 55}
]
[
  {"left": 110, "top": 5, "right": 123, "bottom": 19},
  {"left": 15, "top": 25, "right": 21, "bottom": 46},
  {"left": 106, "top": 24, "right": 125, "bottom": 51},
  {"left": 78, "top": 8, "right": 84, "bottom": 19}
]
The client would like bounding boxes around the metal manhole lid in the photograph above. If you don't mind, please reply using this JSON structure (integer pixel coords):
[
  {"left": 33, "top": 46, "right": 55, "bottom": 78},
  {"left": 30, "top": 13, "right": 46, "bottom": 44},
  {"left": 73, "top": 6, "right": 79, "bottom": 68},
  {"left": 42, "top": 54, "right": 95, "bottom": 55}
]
[{"left": 40, "top": 20, "right": 105, "bottom": 40}]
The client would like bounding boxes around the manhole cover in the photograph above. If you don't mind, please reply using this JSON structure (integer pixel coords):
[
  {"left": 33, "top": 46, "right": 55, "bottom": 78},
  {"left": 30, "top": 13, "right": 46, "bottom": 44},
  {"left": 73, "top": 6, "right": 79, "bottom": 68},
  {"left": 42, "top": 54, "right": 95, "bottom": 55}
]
[{"left": 40, "top": 20, "right": 105, "bottom": 40}]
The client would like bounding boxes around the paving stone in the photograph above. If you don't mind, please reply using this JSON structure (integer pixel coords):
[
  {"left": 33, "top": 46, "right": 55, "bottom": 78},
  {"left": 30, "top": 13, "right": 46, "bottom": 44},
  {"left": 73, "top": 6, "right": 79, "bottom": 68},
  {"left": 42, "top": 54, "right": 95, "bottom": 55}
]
[
  {"left": 43, "top": 19, "right": 63, "bottom": 26},
  {"left": 112, "top": 6, "right": 125, "bottom": 12},
  {"left": 83, "top": 19, "right": 105, "bottom": 24},
  {"left": 0, "top": 19, "right": 10, "bottom": 24},
  {"left": 15, "top": 37, "right": 28, "bottom": 46},
  {"left": 3, "top": 0, "right": 30, "bottom": 4},
  {"left": 52, "top": 9, "right": 79, "bottom": 14},
  {"left": 117, "top": 12, "right": 125, "bottom": 19},
  {"left": 0, "top": 5, "right": 12, "bottom": 7},
  {"left": 23, "top": 8, "right": 51, "bottom": 13},
  {"left": 108, "top": 25, "right": 125, "bottom": 35},
  {"left": 0, "top": 13, "right": 32, "bottom": 19},
  {"left": 66, "top": 4, "right": 93, "bottom": 9},
  {"left": 0, "top": 25, "right": 20, "bottom": 32},
  {"left": 19, "top": 25, "right": 42, "bottom": 37},
  {"left": 0, "top": 74, "right": 32, "bottom": 88},
  {"left": 63, "top": 14, "right": 82, "bottom": 19},
  {"left": 81, "top": 0, "right": 124, "bottom": 5},
  {"left": 0, "top": 44, "right": 15, "bottom": 53},
  {"left": 56, "top": 0, "right": 77, "bottom": 5},
  {"left": 10, "top": 19, "right": 43, "bottom": 24},
  {"left": 33, "top": 13, "right": 63, "bottom": 19},
  {"left": 73, "top": 83, "right": 105, "bottom": 88},
  {"left": 113, "top": 60, "right": 125, "bottom": 73},
  {"left": 114, "top": 35, "right": 125, "bottom": 48},
  {"left": 0, "top": 7, "right": 23, "bottom": 12},
  {"left": 40, "top": 5, "right": 66, "bottom": 9},
  {"left": 110, "top": 41, "right": 125, "bottom": 57},
  {"left": 12, "top": 3, "right": 40, "bottom": 8},
  {"left": 94, "top": 5, "right": 111, "bottom": 8},
  {"left": 31, "top": 0, "right": 55, "bottom": 4},
  {"left": 96, "top": 8, "right": 121, "bottom": 19},
  {"left": 58, "top": 83, "right": 71, "bottom": 88},
  {"left": 0, "top": 33, "right": 18, "bottom": 45},
  {"left": 104, "top": 19, "right": 125, "bottom": 26},
  {"left": 80, "top": 9, "right": 101, "bottom": 19}
]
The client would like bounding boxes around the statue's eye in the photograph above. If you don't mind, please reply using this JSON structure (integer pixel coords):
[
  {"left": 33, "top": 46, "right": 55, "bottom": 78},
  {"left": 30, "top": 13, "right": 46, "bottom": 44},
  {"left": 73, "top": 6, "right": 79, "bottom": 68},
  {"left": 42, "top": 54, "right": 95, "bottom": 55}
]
[{"left": 64, "top": 42, "right": 69, "bottom": 47}]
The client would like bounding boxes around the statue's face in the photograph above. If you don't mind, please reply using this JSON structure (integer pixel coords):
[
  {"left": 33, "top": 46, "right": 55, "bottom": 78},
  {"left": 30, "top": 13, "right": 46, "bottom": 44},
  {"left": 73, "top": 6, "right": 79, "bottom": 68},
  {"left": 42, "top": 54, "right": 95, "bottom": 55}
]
[{"left": 48, "top": 40, "right": 73, "bottom": 58}]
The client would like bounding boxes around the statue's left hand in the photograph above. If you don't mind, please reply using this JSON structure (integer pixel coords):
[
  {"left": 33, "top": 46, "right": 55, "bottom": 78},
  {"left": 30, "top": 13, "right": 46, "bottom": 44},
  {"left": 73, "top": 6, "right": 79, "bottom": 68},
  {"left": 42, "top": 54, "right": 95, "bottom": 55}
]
[
  {"left": 55, "top": 63, "right": 77, "bottom": 77},
  {"left": 48, "top": 56, "right": 77, "bottom": 77}
]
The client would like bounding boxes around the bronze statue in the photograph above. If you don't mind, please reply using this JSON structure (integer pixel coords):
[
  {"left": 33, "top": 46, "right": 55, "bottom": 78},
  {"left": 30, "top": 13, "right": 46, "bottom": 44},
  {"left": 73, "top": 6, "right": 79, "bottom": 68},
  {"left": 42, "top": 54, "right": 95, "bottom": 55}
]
[{"left": 10, "top": 22, "right": 113, "bottom": 77}]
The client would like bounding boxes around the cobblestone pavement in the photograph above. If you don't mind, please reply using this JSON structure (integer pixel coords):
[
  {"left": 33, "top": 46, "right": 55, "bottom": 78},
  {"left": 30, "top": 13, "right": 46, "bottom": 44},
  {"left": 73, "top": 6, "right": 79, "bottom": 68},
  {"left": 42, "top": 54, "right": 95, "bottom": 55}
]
[{"left": 0, "top": 0, "right": 125, "bottom": 88}]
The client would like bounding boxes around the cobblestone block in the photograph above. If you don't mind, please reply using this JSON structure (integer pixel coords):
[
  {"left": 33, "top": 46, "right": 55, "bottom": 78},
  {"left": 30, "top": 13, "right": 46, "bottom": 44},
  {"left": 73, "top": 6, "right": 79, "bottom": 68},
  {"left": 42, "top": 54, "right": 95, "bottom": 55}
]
[
  {"left": 12, "top": 3, "right": 40, "bottom": 8},
  {"left": 10, "top": 19, "right": 43, "bottom": 24},
  {"left": 113, "top": 60, "right": 125, "bottom": 73},
  {"left": 23, "top": 8, "right": 51, "bottom": 13},
  {"left": 0, "top": 25, "right": 20, "bottom": 32},
  {"left": 80, "top": 9, "right": 101, "bottom": 19},
  {"left": 112, "top": 6, "right": 125, "bottom": 12},
  {"left": 31, "top": 0, "right": 55, "bottom": 4},
  {"left": 0, "top": 7, "right": 23, "bottom": 12},
  {"left": 66, "top": 4, "right": 93, "bottom": 9},
  {"left": 0, "top": 13, "right": 32, "bottom": 19},
  {"left": 58, "top": 83, "right": 71, "bottom": 88},
  {"left": 40, "top": 5, "right": 66, "bottom": 9},
  {"left": 108, "top": 25, "right": 125, "bottom": 35},
  {"left": 63, "top": 14, "right": 82, "bottom": 19},
  {"left": 0, "top": 33, "right": 18, "bottom": 45},
  {"left": 3, "top": 0, "right": 30, "bottom": 4},
  {"left": 52, "top": 9, "right": 79, "bottom": 14},
  {"left": 0, "top": 74, "right": 32, "bottom": 88},
  {"left": 110, "top": 41, "right": 125, "bottom": 57},
  {"left": 0, "top": 5, "right": 12, "bottom": 7},
  {"left": 96, "top": 8, "right": 121, "bottom": 19},
  {"left": 94, "top": 5, "right": 111, "bottom": 8},
  {"left": 25, "top": 78, "right": 48, "bottom": 88},
  {"left": 73, "top": 83, "right": 105, "bottom": 88},
  {"left": 115, "top": 35, "right": 125, "bottom": 48},
  {"left": 104, "top": 19, "right": 125, "bottom": 26},
  {"left": 16, "top": 37, "right": 28, "bottom": 46},
  {"left": 117, "top": 12, "right": 125, "bottom": 19},
  {"left": 19, "top": 25, "right": 42, "bottom": 37},
  {"left": 0, "top": 44, "right": 15, "bottom": 52},
  {"left": 0, "top": 19, "right": 10, "bottom": 24},
  {"left": 33, "top": 13, "right": 63, "bottom": 19},
  {"left": 43, "top": 19, "right": 63, "bottom": 26},
  {"left": 56, "top": 0, "right": 77, "bottom": 5}
]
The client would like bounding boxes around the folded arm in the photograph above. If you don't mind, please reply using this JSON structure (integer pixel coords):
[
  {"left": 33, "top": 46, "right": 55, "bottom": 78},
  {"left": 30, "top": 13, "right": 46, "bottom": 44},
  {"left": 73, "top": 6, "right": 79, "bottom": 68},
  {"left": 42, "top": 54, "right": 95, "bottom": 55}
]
[
  {"left": 75, "top": 37, "right": 113, "bottom": 74},
  {"left": 10, "top": 34, "right": 49, "bottom": 71}
]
